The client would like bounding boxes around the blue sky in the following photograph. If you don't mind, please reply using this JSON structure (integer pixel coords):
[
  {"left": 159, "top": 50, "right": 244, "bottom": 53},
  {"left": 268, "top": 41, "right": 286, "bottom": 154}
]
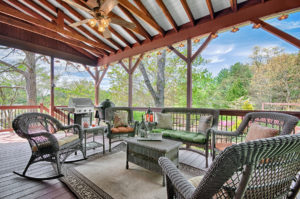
[{"left": 201, "top": 11, "right": 300, "bottom": 76}]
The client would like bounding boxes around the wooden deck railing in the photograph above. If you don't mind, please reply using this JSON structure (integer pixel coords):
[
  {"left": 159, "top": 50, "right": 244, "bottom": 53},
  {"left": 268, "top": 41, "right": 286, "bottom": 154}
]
[{"left": 1, "top": 105, "right": 300, "bottom": 133}]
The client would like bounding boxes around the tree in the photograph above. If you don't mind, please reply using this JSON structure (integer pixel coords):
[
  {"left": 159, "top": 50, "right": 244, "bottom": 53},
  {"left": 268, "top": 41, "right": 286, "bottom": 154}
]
[
  {"left": 250, "top": 47, "right": 300, "bottom": 107},
  {"left": 0, "top": 48, "right": 46, "bottom": 105},
  {"left": 139, "top": 50, "right": 166, "bottom": 107}
]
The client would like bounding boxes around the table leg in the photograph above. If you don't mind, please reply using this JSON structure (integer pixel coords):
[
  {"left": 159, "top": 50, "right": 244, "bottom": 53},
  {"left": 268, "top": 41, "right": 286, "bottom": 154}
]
[
  {"left": 84, "top": 130, "right": 87, "bottom": 157},
  {"left": 162, "top": 174, "right": 165, "bottom": 187}
]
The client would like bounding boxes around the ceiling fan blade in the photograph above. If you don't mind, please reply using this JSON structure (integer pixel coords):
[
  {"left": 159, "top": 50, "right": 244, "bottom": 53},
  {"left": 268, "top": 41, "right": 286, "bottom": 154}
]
[
  {"left": 103, "top": 28, "right": 112, "bottom": 38},
  {"left": 100, "top": 0, "right": 118, "bottom": 15},
  {"left": 86, "top": 0, "right": 98, "bottom": 8},
  {"left": 110, "top": 18, "right": 136, "bottom": 30},
  {"left": 69, "top": 19, "right": 90, "bottom": 27},
  {"left": 62, "top": 0, "right": 94, "bottom": 15}
]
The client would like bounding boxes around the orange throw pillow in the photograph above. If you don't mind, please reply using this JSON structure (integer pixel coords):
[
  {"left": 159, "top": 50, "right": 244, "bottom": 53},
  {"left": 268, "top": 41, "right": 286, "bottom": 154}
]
[
  {"left": 111, "top": 128, "right": 120, "bottom": 133},
  {"left": 245, "top": 123, "right": 279, "bottom": 142}
]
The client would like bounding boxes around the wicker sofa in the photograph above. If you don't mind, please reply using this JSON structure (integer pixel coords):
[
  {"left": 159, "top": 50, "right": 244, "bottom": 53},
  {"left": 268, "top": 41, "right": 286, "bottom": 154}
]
[{"left": 153, "top": 108, "right": 219, "bottom": 168}]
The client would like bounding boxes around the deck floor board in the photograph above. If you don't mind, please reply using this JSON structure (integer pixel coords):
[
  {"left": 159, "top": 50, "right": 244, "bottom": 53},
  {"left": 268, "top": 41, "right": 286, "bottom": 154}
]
[{"left": 0, "top": 132, "right": 209, "bottom": 198}]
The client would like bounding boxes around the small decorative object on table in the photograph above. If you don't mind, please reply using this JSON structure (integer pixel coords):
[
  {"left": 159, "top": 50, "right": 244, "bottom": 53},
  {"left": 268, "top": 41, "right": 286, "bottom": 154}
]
[
  {"left": 146, "top": 107, "right": 154, "bottom": 122},
  {"left": 138, "top": 115, "right": 162, "bottom": 141}
]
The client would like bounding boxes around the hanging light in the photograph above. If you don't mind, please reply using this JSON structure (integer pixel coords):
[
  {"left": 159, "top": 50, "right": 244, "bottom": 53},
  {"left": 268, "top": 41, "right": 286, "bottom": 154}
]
[
  {"left": 231, "top": 27, "right": 239, "bottom": 33},
  {"left": 179, "top": 43, "right": 185, "bottom": 47},
  {"left": 193, "top": 38, "right": 200, "bottom": 43},
  {"left": 166, "top": 48, "right": 171, "bottom": 53},
  {"left": 157, "top": 51, "right": 162, "bottom": 55},
  {"left": 88, "top": 19, "right": 97, "bottom": 27},
  {"left": 211, "top": 33, "right": 218, "bottom": 39},
  {"left": 98, "top": 26, "right": 105, "bottom": 32},
  {"left": 278, "top": 14, "right": 288, "bottom": 21},
  {"left": 100, "top": 18, "right": 110, "bottom": 28},
  {"left": 252, "top": 23, "right": 261, "bottom": 29}
]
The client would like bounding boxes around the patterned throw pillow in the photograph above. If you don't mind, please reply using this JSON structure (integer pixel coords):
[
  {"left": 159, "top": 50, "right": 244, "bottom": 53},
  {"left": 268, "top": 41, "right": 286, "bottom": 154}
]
[
  {"left": 198, "top": 115, "right": 212, "bottom": 134},
  {"left": 156, "top": 113, "right": 173, "bottom": 129},
  {"left": 245, "top": 123, "right": 279, "bottom": 142},
  {"left": 113, "top": 111, "right": 128, "bottom": 128}
]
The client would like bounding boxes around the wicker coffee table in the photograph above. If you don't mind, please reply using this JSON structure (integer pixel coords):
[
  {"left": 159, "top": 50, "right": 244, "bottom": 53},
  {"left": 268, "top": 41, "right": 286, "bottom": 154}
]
[{"left": 125, "top": 138, "right": 182, "bottom": 186}]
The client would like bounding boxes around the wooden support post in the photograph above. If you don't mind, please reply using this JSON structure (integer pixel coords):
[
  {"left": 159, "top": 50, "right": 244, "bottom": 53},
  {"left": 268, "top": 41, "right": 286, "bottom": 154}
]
[
  {"left": 186, "top": 38, "right": 192, "bottom": 108},
  {"left": 128, "top": 57, "right": 133, "bottom": 107},
  {"left": 95, "top": 66, "right": 100, "bottom": 105},
  {"left": 50, "top": 56, "right": 55, "bottom": 116}
]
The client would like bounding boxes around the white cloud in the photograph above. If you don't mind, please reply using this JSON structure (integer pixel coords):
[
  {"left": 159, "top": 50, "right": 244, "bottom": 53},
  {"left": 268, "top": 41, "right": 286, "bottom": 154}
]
[
  {"left": 269, "top": 21, "right": 300, "bottom": 30},
  {"left": 208, "top": 56, "right": 225, "bottom": 63},
  {"left": 203, "top": 44, "right": 235, "bottom": 55}
]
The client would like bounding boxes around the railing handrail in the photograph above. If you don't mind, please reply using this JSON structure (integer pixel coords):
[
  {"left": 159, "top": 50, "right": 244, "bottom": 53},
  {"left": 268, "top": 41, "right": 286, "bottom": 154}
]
[{"left": 0, "top": 105, "right": 40, "bottom": 110}]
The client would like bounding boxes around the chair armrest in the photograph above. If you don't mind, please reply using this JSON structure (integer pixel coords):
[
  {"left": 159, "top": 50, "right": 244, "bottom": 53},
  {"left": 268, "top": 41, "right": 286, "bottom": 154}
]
[
  {"left": 61, "top": 124, "right": 83, "bottom": 139},
  {"left": 30, "top": 132, "right": 59, "bottom": 151},
  {"left": 158, "top": 157, "right": 195, "bottom": 199},
  {"left": 211, "top": 129, "right": 239, "bottom": 136}
]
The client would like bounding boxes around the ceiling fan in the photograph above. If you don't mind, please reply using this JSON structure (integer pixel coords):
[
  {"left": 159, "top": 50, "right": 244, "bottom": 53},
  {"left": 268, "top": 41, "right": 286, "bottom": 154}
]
[{"left": 62, "top": 0, "right": 136, "bottom": 38}]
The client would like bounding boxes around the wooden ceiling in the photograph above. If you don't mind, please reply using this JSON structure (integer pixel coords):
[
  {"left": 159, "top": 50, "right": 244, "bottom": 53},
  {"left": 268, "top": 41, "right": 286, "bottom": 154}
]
[{"left": 0, "top": 0, "right": 299, "bottom": 66}]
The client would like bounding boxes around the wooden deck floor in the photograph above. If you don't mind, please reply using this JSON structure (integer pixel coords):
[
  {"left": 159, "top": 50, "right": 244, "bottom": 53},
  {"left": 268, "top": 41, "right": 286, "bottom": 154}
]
[{"left": 0, "top": 132, "right": 210, "bottom": 199}]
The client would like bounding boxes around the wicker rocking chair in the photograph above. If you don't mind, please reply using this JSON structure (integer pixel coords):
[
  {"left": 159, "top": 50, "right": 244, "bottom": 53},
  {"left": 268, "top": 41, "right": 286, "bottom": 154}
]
[
  {"left": 159, "top": 134, "right": 300, "bottom": 199},
  {"left": 12, "top": 112, "right": 85, "bottom": 180}
]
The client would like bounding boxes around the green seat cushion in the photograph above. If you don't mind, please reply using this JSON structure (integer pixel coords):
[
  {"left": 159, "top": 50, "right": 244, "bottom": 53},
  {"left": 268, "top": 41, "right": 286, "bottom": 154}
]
[
  {"left": 162, "top": 130, "right": 182, "bottom": 139},
  {"left": 179, "top": 133, "right": 197, "bottom": 142},
  {"left": 192, "top": 134, "right": 206, "bottom": 144},
  {"left": 152, "top": 128, "right": 165, "bottom": 133}
]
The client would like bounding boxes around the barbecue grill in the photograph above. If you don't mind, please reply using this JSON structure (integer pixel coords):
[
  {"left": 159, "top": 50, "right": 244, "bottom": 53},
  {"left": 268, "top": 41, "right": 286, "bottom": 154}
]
[{"left": 59, "top": 98, "right": 94, "bottom": 127}]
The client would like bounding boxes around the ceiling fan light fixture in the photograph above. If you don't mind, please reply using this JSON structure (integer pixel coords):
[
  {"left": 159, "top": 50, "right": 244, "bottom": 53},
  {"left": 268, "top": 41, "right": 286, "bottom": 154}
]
[
  {"left": 88, "top": 19, "right": 97, "bottom": 27},
  {"left": 101, "top": 18, "right": 110, "bottom": 28},
  {"left": 98, "top": 26, "right": 105, "bottom": 32}
]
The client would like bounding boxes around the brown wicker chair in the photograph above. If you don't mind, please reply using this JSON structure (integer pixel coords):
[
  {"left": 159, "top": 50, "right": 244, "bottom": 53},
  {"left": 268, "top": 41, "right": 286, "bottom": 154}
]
[
  {"left": 159, "top": 134, "right": 300, "bottom": 199},
  {"left": 12, "top": 112, "right": 84, "bottom": 180},
  {"left": 105, "top": 107, "right": 138, "bottom": 152},
  {"left": 211, "top": 112, "right": 299, "bottom": 160}
]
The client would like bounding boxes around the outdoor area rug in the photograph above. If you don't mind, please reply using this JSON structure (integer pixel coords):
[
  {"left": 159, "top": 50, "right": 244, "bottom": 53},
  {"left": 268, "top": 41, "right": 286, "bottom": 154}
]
[{"left": 61, "top": 142, "right": 206, "bottom": 199}]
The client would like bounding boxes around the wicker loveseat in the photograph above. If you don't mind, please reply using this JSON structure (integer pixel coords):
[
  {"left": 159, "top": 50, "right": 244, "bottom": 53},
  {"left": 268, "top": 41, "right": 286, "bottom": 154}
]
[{"left": 153, "top": 108, "right": 219, "bottom": 168}]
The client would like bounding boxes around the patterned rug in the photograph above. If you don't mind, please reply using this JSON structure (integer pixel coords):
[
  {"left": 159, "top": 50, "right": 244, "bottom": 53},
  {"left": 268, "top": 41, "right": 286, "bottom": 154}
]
[{"left": 60, "top": 142, "right": 206, "bottom": 199}]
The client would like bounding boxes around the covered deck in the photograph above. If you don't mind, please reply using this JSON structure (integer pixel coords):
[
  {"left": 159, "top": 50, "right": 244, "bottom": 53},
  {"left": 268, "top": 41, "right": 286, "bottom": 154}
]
[{"left": 0, "top": 0, "right": 300, "bottom": 198}]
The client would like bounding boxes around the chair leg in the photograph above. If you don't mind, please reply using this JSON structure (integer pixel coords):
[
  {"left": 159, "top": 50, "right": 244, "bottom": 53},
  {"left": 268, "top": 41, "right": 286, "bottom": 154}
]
[
  {"left": 22, "top": 155, "right": 35, "bottom": 176},
  {"left": 55, "top": 154, "right": 62, "bottom": 175},
  {"left": 205, "top": 142, "right": 208, "bottom": 168},
  {"left": 109, "top": 138, "right": 112, "bottom": 152}
]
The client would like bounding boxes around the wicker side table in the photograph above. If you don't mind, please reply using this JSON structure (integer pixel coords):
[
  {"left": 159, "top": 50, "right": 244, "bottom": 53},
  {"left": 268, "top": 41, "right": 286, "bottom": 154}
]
[
  {"left": 83, "top": 126, "right": 106, "bottom": 157},
  {"left": 125, "top": 138, "right": 182, "bottom": 186}
]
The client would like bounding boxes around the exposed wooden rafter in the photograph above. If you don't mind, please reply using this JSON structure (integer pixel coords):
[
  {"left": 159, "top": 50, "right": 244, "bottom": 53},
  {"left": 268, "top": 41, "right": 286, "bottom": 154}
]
[
  {"left": 180, "top": 0, "right": 194, "bottom": 25},
  {"left": 251, "top": 18, "right": 300, "bottom": 48},
  {"left": 99, "top": 0, "right": 300, "bottom": 65},
  {"left": 118, "top": 0, "right": 164, "bottom": 36},
  {"left": 206, "top": 0, "right": 214, "bottom": 19},
  {"left": 118, "top": 5, "right": 152, "bottom": 40},
  {"left": 155, "top": 0, "right": 178, "bottom": 32},
  {"left": 8, "top": 0, "right": 105, "bottom": 56},
  {"left": 230, "top": 0, "right": 238, "bottom": 12},
  {"left": 0, "top": 5, "right": 115, "bottom": 53}
]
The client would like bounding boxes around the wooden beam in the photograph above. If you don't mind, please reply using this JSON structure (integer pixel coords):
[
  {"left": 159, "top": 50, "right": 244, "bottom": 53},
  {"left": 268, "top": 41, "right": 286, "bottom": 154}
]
[
  {"left": 206, "top": 0, "right": 214, "bottom": 19},
  {"left": 50, "top": 56, "right": 55, "bottom": 116},
  {"left": 108, "top": 26, "right": 131, "bottom": 47},
  {"left": 119, "top": 60, "right": 130, "bottom": 73},
  {"left": 180, "top": 0, "right": 194, "bottom": 25},
  {"left": 230, "top": 0, "right": 238, "bottom": 12},
  {"left": 94, "top": 66, "right": 100, "bottom": 105},
  {"left": 118, "top": 0, "right": 164, "bottom": 36},
  {"left": 133, "top": 0, "right": 153, "bottom": 18},
  {"left": 128, "top": 57, "right": 133, "bottom": 107},
  {"left": 130, "top": 53, "right": 145, "bottom": 74},
  {"left": 96, "top": 65, "right": 109, "bottom": 88},
  {"left": 0, "top": 22, "right": 97, "bottom": 65},
  {"left": 0, "top": 13, "right": 102, "bottom": 56},
  {"left": 83, "top": 65, "right": 96, "bottom": 80},
  {"left": 56, "top": 9, "right": 64, "bottom": 28},
  {"left": 0, "top": 5, "right": 115, "bottom": 52},
  {"left": 191, "top": 33, "right": 213, "bottom": 61},
  {"left": 98, "top": 0, "right": 300, "bottom": 65},
  {"left": 186, "top": 39, "right": 192, "bottom": 108},
  {"left": 155, "top": 0, "right": 178, "bottom": 32},
  {"left": 251, "top": 19, "right": 300, "bottom": 49},
  {"left": 16, "top": 0, "right": 103, "bottom": 57},
  {"left": 118, "top": 5, "right": 152, "bottom": 40},
  {"left": 168, "top": 46, "right": 187, "bottom": 62}
]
